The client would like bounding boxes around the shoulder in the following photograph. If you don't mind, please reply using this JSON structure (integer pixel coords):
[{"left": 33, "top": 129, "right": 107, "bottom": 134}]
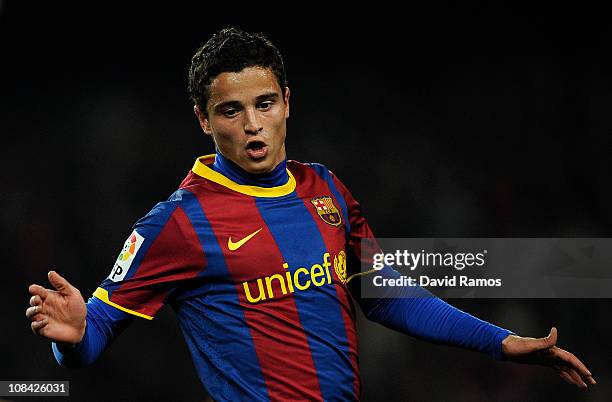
[
  {"left": 288, "top": 160, "right": 337, "bottom": 182},
  {"left": 133, "top": 188, "right": 197, "bottom": 235}
]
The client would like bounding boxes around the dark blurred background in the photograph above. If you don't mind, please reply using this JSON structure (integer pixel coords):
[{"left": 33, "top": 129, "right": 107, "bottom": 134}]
[{"left": 1, "top": 2, "right": 610, "bottom": 401}]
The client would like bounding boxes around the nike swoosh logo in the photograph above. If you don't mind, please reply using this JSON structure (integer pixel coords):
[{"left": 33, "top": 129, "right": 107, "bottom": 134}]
[{"left": 228, "top": 228, "right": 263, "bottom": 251}]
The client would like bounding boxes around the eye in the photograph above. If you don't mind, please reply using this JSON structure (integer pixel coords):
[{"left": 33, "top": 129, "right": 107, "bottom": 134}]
[
  {"left": 222, "top": 108, "right": 239, "bottom": 118},
  {"left": 258, "top": 101, "right": 273, "bottom": 110}
]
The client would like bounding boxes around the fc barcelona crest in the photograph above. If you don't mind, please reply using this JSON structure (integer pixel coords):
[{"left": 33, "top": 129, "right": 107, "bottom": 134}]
[{"left": 311, "top": 196, "right": 342, "bottom": 227}]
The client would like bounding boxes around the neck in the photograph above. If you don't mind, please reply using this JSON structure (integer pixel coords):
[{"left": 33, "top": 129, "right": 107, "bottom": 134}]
[{"left": 211, "top": 152, "right": 288, "bottom": 187}]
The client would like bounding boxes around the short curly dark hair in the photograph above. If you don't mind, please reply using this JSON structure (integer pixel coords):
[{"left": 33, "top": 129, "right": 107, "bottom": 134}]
[{"left": 188, "top": 27, "right": 288, "bottom": 114}]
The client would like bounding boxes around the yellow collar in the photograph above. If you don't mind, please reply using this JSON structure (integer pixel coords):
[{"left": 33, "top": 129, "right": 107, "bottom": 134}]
[{"left": 191, "top": 154, "right": 296, "bottom": 197}]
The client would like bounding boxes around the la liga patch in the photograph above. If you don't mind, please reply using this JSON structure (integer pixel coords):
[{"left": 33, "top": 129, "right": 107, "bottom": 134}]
[{"left": 108, "top": 230, "right": 145, "bottom": 282}]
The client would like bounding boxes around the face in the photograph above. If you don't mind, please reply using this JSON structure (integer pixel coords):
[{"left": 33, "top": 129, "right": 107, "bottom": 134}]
[{"left": 194, "top": 66, "right": 290, "bottom": 174}]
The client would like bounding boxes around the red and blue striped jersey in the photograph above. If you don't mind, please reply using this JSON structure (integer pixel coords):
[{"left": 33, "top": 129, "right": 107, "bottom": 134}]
[{"left": 94, "top": 154, "right": 370, "bottom": 401}]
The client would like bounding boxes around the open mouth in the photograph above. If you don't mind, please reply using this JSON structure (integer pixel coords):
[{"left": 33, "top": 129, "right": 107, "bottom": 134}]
[{"left": 245, "top": 140, "right": 268, "bottom": 160}]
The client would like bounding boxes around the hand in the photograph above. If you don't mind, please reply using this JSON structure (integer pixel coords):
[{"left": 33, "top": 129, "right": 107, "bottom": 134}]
[
  {"left": 502, "top": 327, "right": 596, "bottom": 389},
  {"left": 26, "top": 271, "right": 87, "bottom": 346}
]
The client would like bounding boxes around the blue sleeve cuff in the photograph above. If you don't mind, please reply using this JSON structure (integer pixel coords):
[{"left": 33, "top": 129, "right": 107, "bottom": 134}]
[
  {"left": 492, "top": 328, "right": 514, "bottom": 361},
  {"left": 52, "top": 296, "right": 131, "bottom": 368}
]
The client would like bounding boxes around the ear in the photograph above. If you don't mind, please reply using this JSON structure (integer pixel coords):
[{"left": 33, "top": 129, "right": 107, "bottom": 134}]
[
  {"left": 194, "top": 105, "right": 213, "bottom": 135},
  {"left": 283, "top": 87, "right": 290, "bottom": 119}
]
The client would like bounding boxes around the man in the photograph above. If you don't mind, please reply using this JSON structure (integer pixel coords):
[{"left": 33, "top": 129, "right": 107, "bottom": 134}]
[{"left": 26, "top": 27, "right": 595, "bottom": 401}]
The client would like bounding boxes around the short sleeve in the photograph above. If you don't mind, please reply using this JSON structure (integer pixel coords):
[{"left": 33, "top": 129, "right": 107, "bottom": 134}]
[{"left": 95, "top": 198, "right": 206, "bottom": 319}]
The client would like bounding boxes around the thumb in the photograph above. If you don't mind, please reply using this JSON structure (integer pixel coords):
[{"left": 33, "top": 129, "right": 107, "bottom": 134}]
[
  {"left": 48, "top": 271, "right": 72, "bottom": 294},
  {"left": 537, "top": 327, "right": 557, "bottom": 350}
]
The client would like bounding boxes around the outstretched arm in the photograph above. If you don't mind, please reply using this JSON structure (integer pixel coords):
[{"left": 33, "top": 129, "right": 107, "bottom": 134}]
[
  {"left": 329, "top": 169, "right": 596, "bottom": 389},
  {"left": 356, "top": 267, "right": 512, "bottom": 360},
  {"left": 355, "top": 267, "right": 596, "bottom": 389},
  {"left": 26, "top": 197, "right": 205, "bottom": 367}
]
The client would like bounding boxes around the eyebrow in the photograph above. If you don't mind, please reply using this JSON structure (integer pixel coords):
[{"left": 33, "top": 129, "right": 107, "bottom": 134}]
[
  {"left": 213, "top": 92, "right": 280, "bottom": 112},
  {"left": 255, "top": 92, "right": 280, "bottom": 102}
]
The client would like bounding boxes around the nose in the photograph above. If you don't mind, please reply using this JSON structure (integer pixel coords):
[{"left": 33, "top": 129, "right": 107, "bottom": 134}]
[{"left": 244, "top": 107, "right": 263, "bottom": 135}]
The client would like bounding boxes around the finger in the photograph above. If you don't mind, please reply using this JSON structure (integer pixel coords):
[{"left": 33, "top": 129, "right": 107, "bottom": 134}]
[
  {"left": 515, "top": 327, "right": 558, "bottom": 355},
  {"left": 556, "top": 365, "right": 588, "bottom": 388},
  {"left": 48, "top": 271, "right": 71, "bottom": 294},
  {"left": 585, "top": 375, "right": 597, "bottom": 385},
  {"left": 558, "top": 370, "right": 579, "bottom": 387},
  {"left": 30, "top": 318, "right": 48, "bottom": 333},
  {"left": 558, "top": 369, "right": 577, "bottom": 386},
  {"left": 527, "top": 327, "right": 557, "bottom": 353},
  {"left": 553, "top": 347, "right": 592, "bottom": 378},
  {"left": 29, "top": 295, "right": 42, "bottom": 307},
  {"left": 537, "top": 327, "right": 557, "bottom": 349},
  {"left": 26, "top": 305, "right": 42, "bottom": 319},
  {"left": 565, "top": 367, "right": 588, "bottom": 388},
  {"left": 28, "top": 284, "right": 48, "bottom": 300},
  {"left": 31, "top": 313, "right": 45, "bottom": 322},
  {"left": 547, "top": 327, "right": 558, "bottom": 346}
]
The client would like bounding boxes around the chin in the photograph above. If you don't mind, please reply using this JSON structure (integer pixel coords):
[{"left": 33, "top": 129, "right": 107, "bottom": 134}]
[{"left": 241, "top": 160, "right": 272, "bottom": 174}]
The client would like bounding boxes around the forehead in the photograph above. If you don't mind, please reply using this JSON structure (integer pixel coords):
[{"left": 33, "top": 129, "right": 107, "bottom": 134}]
[{"left": 207, "top": 67, "right": 281, "bottom": 106}]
